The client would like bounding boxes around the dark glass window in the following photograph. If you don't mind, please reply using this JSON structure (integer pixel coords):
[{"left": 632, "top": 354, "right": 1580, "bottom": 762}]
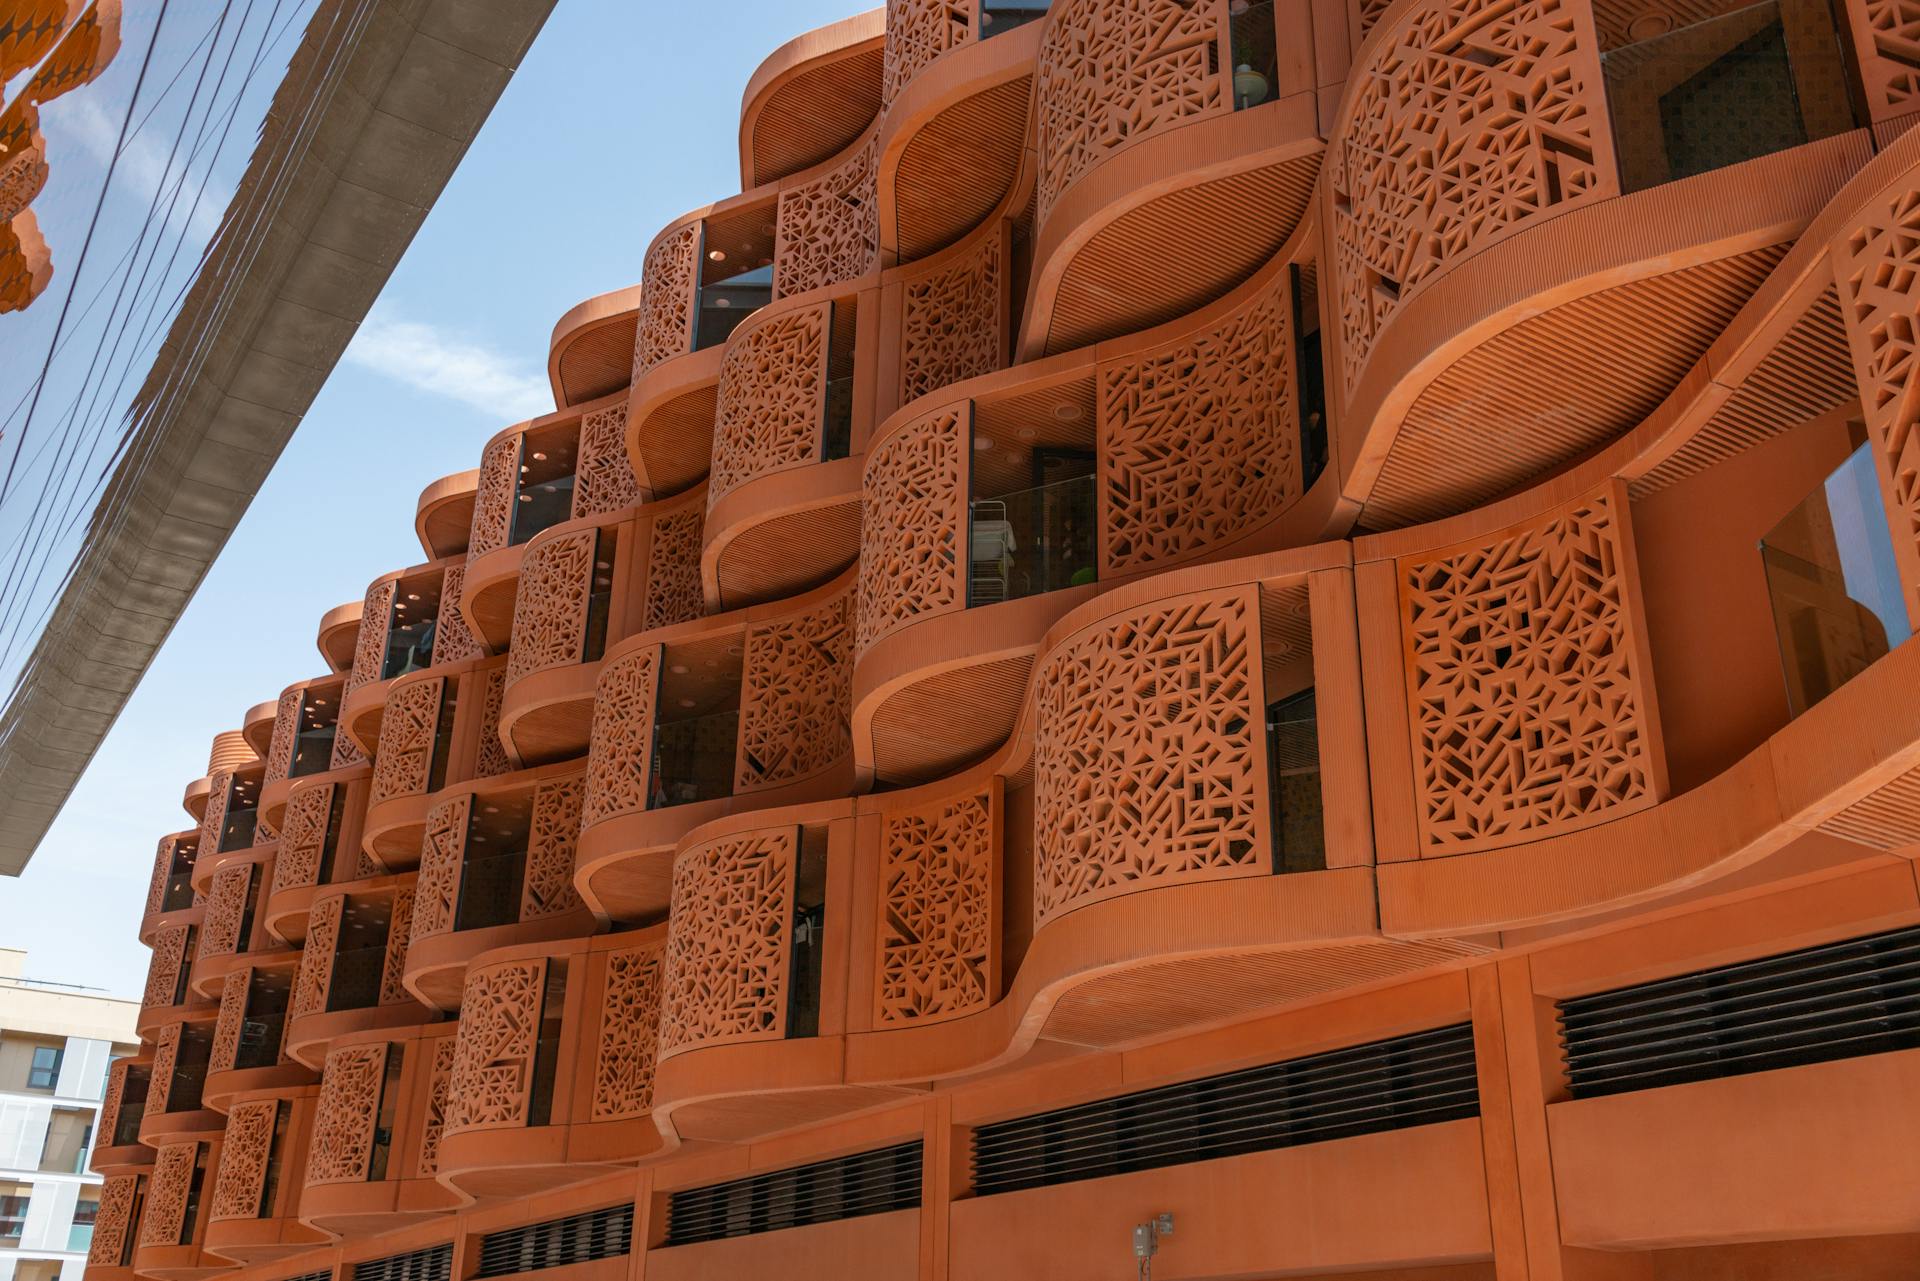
[{"left": 26, "top": 1045, "right": 61, "bottom": 1090}]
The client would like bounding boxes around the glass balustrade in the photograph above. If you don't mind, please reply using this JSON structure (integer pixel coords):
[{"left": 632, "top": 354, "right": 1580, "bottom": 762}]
[
  {"left": 1761, "top": 440, "right": 1912, "bottom": 716},
  {"left": 967, "top": 472, "right": 1098, "bottom": 606},
  {"left": 1267, "top": 689, "right": 1327, "bottom": 874},
  {"left": 650, "top": 709, "right": 741, "bottom": 808},
  {"left": 1228, "top": 0, "right": 1278, "bottom": 109},
  {"left": 695, "top": 264, "right": 773, "bottom": 351},
  {"left": 454, "top": 849, "right": 527, "bottom": 933},
  {"left": 1603, "top": 0, "right": 1860, "bottom": 194},
  {"left": 981, "top": 1, "right": 1050, "bottom": 37}
]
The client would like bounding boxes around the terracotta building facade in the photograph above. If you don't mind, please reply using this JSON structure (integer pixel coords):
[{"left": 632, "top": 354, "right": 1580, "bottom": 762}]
[{"left": 93, "top": 0, "right": 1920, "bottom": 1278}]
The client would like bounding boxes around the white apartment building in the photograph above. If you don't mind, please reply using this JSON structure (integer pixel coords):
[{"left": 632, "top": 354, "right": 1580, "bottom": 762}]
[{"left": 0, "top": 950, "right": 137, "bottom": 1281}]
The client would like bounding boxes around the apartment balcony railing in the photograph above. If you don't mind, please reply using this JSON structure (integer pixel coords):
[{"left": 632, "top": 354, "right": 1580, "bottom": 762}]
[
  {"left": 205, "top": 1087, "right": 327, "bottom": 1257},
  {"left": 140, "top": 1018, "right": 220, "bottom": 1145},
  {"left": 267, "top": 775, "right": 368, "bottom": 906},
  {"left": 340, "top": 559, "right": 484, "bottom": 743},
  {"left": 403, "top": 769, "right": 594, "bottom": 1008},
  {"left": 436, "top": 934, "right": 666, "bottom": 1179},
  {"left": 637, "top": 135, "right": 879, "bottom": 379},
  {"left": 1034, "top": 0, "right": 1286, "bottom": 227},
  {"left": 95, "top": 1058, "right": 152, "bottom": 1171},
  {"left": 860, "top": 250, "right": 1326, "bottom": 656},
  {"left": 299, "top": 1026, "right": 461, "bottom": 1233},
  {"left": 881, "top": 0, "right": 1053, "bottom": 106},
  {"left": 143, "top": 831, "right": 200, "bottom": 925},
  {"left": 206, "top": 961, "right": 307, "bottom": 1109},
  {"left": 132, "top": 1135, "right": 219, "bottom": 1267},
  {"left": 708, "top": 296, "right": 862, "bottom": 508},
  {"left": 465, "top": 402, "right": 642, "bottom": 571},
  {"left": 579, "top": 584, "right": 856, "bottom": 907},
  {"left": 284, "top": 885, "right": 421, "bottom": 1065}
]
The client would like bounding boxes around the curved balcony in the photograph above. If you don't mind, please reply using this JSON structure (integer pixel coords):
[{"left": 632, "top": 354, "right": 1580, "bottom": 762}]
[
  {"left": 129, "top": 1133, "right": 224, "bottom": 1280},
  {"left": 462, "top": 393, "right": 644, "bottom": 651},
  {"left": 651, "top": 552, "right": 1445, "bottom": 1141},
  {"left": 137, "top": 1011, "right": 225, "bottom": 1149},
  {"left": 415, "top": 470, "right": 478, "bottom": 562},
  {"left": 739, "top": 9, "right": 884, "bottom": 190},
  {"left": 188, "top": 762, "right": 271, "bottom": 896},
  {"left": 140, "top": 830, "right": 202, "bottom": 947},
  {"left": 202, "top": 1084, "right": 329, "bottom": 1264},
  {"left": 262, "top": 771, "right": 375, "bottom": 943},
  {"left": 360, "top": 658, "right": 508, "bottom": 864},
  {"left": 433, "top": 931, "right": 671, "bottom": 1199},
  {"left": 138, "top": 922, "right": 202, "bottom": 1040},
  {"left": 1324, "top": 0, "right": 1883, "bottom": 533},
  {"left": 282, "top": 878, "right": 428, "bottom": 1070},
  {"left": 496, "top": 513, "right": 635, "bottom": 768},
  {"left": 316, "top": 600, "right": 363, "bottom": 674},
  {"left": 182, "top": 728, "right": 256, "bottom": 826},
  {"left": 576, "top": 572, "right": 859, "bottom": 922},
  {"left": 94, "top": 1055, "right": 155, "bottom": 1175},
  {"left": 1020, "top": 0, "right": 1324, "bottom": 358},
  {"left": 399, "top": 761, "right": 598, "bottom": 1011},
  {"left": 241, "top": 698, "right": 278, "bottom": 761},
  {"left": 86, "top": 1169, "right": 151, "bottom": 1278},
  {"left": 877, "top": 0, "right": 1042, "bottom": 263},
  {"left": 259, "top": 673, "right": 362, "bottom": 832},
  {"left": 296, "top": 1023, "right": 461, "bottom": 1236},
  {"left": 856, "top": 225, "right": 1336, "bottom": 784},
  {"left": 704, "top": 287, "right": 871, "bottom": 610},
  {"left": 338, "top": 554, "right": 487, "bottom": 757},
  {"left": 549, "top": 283, "right": 641, "bottom": 409},
  {"left": 204, "top": 956, "right": 313, "bottom": 1112},
  {"left": 499, "top": 488, "right": 708, "bottom": 770},
  {"left": 630, "top": 132, "right": 882, "bottom": 498},
  {"left": 187, "top": 847, "right": 281, "bottom": 999}
]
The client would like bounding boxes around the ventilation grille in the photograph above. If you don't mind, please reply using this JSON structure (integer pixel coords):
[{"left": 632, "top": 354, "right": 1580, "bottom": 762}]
[
  {"left": 1559, "top": 924, "right": 1920, "bottom": 1099},
  {"left": 475, "top": 1204, "right": 634, "bottom": 1277},
  {"left": 664, "top": 1141, "right": 922, "bottom": 1246},
  {"left": 352, "top": 1245, "right": 452, "bottom": 1281},
  {"left": 282, "top": 1271, "right": 332, "bottom": 1281},
  {"left": 971, "top": 1024, "right": 1478, "bottom": 1195}
]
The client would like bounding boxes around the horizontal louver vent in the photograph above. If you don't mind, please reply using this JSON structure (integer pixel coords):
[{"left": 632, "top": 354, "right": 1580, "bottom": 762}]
[
  {"left": 665, "top": 1141, "right": 922, "bottom": 1246},
  {"left": 475, "top": 1203, "right": 634, "bottom": 1277},
  {"left": 1559, "top": 924, "right": 1920, "bottom": 1099},
  {"left": 353, "top": 1244, "right": 452, "bottom": 1281},
  {"left": 282, "top": 1271, "right": 332, "bottom": 1281},
  {"left": 971, "top": 1023, "right": 1479, "bottom": 1196}
]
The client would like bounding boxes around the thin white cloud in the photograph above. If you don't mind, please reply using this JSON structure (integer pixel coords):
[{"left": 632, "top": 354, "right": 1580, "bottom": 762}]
[
  {"left": 54, "top": 96, "right": 231, "bottom": 244},
  {"left": 343, "top": 306, "right": 553, "bottom": 421}
]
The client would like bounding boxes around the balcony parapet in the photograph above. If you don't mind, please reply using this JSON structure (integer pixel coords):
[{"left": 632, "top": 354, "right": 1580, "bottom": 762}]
[
  {"left": 434, "top": 931, "right": 670, "bottom": 1198},
  {"left": 205, "top": 957, "right": 313, "bottom": 1112},
  {"left": 577, "top": 572, "right": 859, "bottom": 922},
  {"left": 88, "top": 1170, "right": 150, "bottom": 1275},
  {"left": 190, "top": 850, "right": 284, "bottom": 999},
  {"left": 299, "top": 1023, "right": 461, "bottom": 1236},
  {"left": 204, "top": 1084, "right": 329, "bottom": 1264},
  {"left": 362, "top": 657, "right": 510, "bottom": 865},
  {"left": 462, "top": 392, "right": 645, "bottom": 652},
  {"left": 130, "top": 1133, "right": 223, "bottom": 1280},
  {"left": 141, "top": 831, "right": 203, "bottom": 946},
  {"left": 139, "top": 1011, "right": 225, "bottom": 1149},
  {"left": 264, "top": 771, "right": 376, "bottom": 944},
  {"left": 401, "top": 761, "right": 598, "bottom": 1011},
  {"left": 284, "top": 876, "right": 428, "bottom": 1069},
  {"left": 339, "top": 553, "right": 486, "bottom": 758},
  {"left": 139, "top": 924, "right": 201, "bottom": 1036},
  {"left": 856, "top": 222, "right": 1336, "bottom": 784},
  {"left": 260, "top": 673, "right": 359, "bottom": 829},
  {"left": 94, "top": 1055, "right": 155, "bottom": 1175}
]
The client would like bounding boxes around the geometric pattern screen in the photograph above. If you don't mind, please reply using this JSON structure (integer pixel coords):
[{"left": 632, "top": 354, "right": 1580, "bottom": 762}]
[
  {"left": 876, "top": 789, "right": 997, "bottom": 1027},
  {"left": 660, "top": 828, "right": 797, "bottom": 1054},
  {"left": 1032, "top": 586, "right": 1271, "bottom": 926},
  {"left": 1328, "top": 0, "right": 1611, "bottom": 389},
  {"left": 1099, "top": 266, "right": 1301, "bottom": 574},
  {"left": 1834, "top": 184, "right": 1920, "bottom": 633},
  {"left": 1397, "top": 481, "right": 1664, "bottom": 853},
  {"left": 447, "top": 958, "right": 547, "bottom": 1135},
  {"left": 1035, "top": 0, "right": 1227, "bottom": 222},
  {"left": 591, "top": 942, "right": 664, "bottom": 1122}
]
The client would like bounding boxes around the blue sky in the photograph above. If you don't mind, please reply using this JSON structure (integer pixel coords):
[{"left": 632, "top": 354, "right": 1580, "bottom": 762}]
[{"left": 0, "top": 0, "right": 864, "bottom": 996}]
